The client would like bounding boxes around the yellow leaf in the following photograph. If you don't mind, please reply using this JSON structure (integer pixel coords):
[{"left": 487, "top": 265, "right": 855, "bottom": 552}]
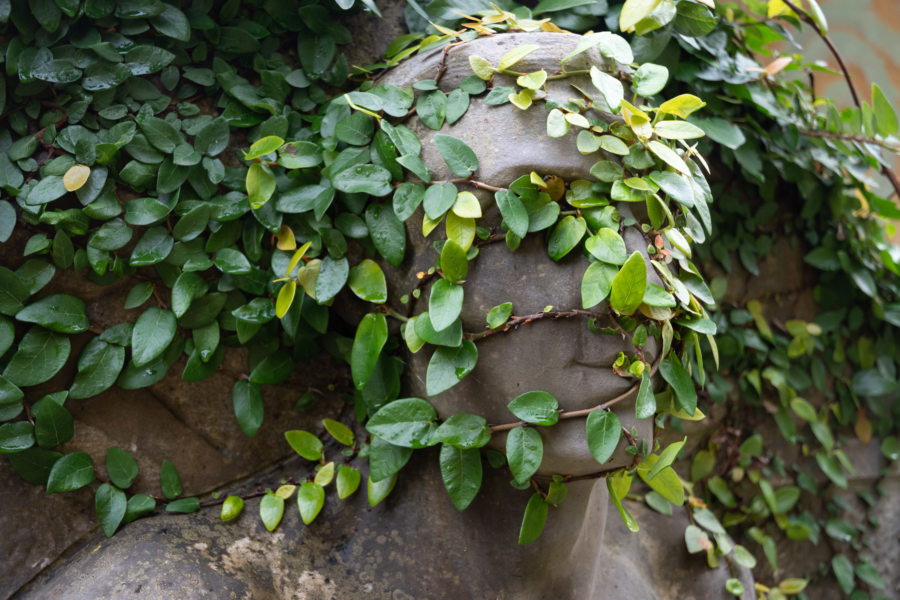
[
  {"left": 275, "top": 484, "right": 296, "bottom": 499},
  {"left": 285, "top": 241, "right": 312, "bottom": 277},
  {"left": 657, "top": 94, "right": 707, "bottom": 119},
  {"left": 422, "top": 213, "right": 442, "bottom": 237},
  {"left": 452, "top": 191, "right": 482, "bottom": 218},
  {"left": 276, "top": 280, "right": 297, "bottom": 318},
  {"left": 508, "top": 88, "right": 534, "bottom": 110},
  {"left": 63, "top": 164, "right": 91, "bottom": 192},
  {"left": 276, "top": 225, "right": 297, "bottom": 251},
  {"left": 767, "top": 0, "right": 793, "bottom": 18},
  {"left": 298, "top": 259, "right": 321, "bottom": 299},
  {"left": 468, "top": 55, "right": 495, "bottom": 80},
  {"left": 498, "top": 44, "right": 539, "bottom": 71}
]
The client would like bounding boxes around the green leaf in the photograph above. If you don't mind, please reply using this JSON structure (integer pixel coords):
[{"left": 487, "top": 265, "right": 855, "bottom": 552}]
[
  {"left": 620, "top": 0, "right": 662, "bottom": 32},
  {"left": 336, "top": 114, "right": 375, "bottom": 146},
  {"left": 648, "top": 140, "right": 689, "bottom": 174},
  {"left": 498, "top": 44, "right": 539, "bottom": 71},
  {"left": 590, "top": 66, "right": 624, "bottom": 111},
  {"left": 445, "top": 89, "right": 470, "bottom": 125},
  {"left": 8, "top": 447, "right": 62, "bottom": 485},
  {"left": 430, "top": 413, "right": 490, "bottom": 449},
  {"left": 872, "top": 83, "right": 898, "bottom": 136},
  {"left": 581, "top": 261, "right": 616, "bottom": 309},
  {"left": 46, "top": 451, "right": 95, "bottom": 493},
  {"left": 348, "top": 259, "right": 387, "bottom": 303},
  {"left": 0, "top": 421, "right": 34, "bottom": 453},
  {"left": 27, "top": 176, "right": 67, "bottom": 205},
  {"left": 285, "top": 430, "right": 323, "bottom": 461},
  {"left": 673, "top": 1, "right": 717, "bottom": 36},
  {"left": 633, "top": 63, "right": 669, "bottom": 96},
  {"left": 647, "top": 437, "right": 686, "bottom": 481},
  {"left": 323, "top": 419, "right": 355, "bottom": 447},
  {"left": 369, "top": 435, "right": 412, "bottom": 482},
  {"left": 160, "top": 459, "right": 183, "bottom": 499},
  {"left": 233, "top": 380, "right": 263, "bottom": 437},
  {"left": 15, "top": 294, "right": 88, "bottom": 334},
  {"left": 367, "top": 397, "right": 438, "bottom": 449},
  {"left": 123, "top": 494, "right": 156, "bottom": 523},
  {"left": 429, "top": 279, "right": 464, "bottom": 332},
  {"left": 440, "top": 240, "right": 468, "bottom": 284},
  {"left": 439, "top": 444, "right": 483, "bottom": 510},
  {"left": 3, "top": 327, "right": 71, "bottom": 387},
  {"left": 34, "top": 399, "right": 73, "bottom": 448},
  {"left": 638, "top": 455, "right": 684, "bottom": 505},
  {"left": 425, "top": 340, "right": 478, "bottom": 396},
  {"left": 882, "top": 436, "right": 899, "bottom": 461},
  {"left": 260, "top": 493, "right": 285, "bottom": 531},
  {"left": 365, "top": 202, "right": 406, "bottom": 267},
  {"left": 195, "top": 118, "right": 230, "bottom": 157},
  {"left": 586, "top": 411, "right": 621, "bottom": 464},
  {"left": 95, "top": 483, "right": 127, "bottom": 537},
  {"left": 654, "top": 120, "right": 706, "bottom": 140},
  {"left": 831, "top": 554, "right": 855, "bottom": 594},
  {"left": 149, "top": 3, "right": 191, "bottom": 41},
  {"left": 140, "top": 116, "right": 180, "bottom": 153},
  {"left": 635, "top": 373, "right": 656, "bottom": 419},
  {"left": 278, "top": 141, "right": 323, "bottom": 169},
  {"left": 659, "top": 355, "right": 697, "bottom": 416},
  {"left": 424, "top": 182, "right": 458, "bottom": 220},
  {"left": 246, "top": 163, "right": 276, "bottom": 209},
  {"left": 518, "top": 493, "right": 548, "bottom": 545},
  {"left": 508, "top": 391, "right": 560, "bottom": 426},
  {"left": 336, "top": 465, "right": 361, "bottom": 499},
  {"left": 297, "top": 482, "right": 325, "bottom": 524},
  {"left": 352, "top": 313, "right": 388, "bottom": 390},
  {"left": 610, "top": 251, "right": 647, "bottom": 315},
  {"left": 506, "top": 426, "right": 543, "bottom": 483},
  {"left": 0, "top": 374, "right": 24, "bottom": 421},
  {"left": 547, "top": 216, "right": 587, "bottom": 261},
  {"left": 70, "top": 338, "right": 125, "bottom": 399},
  {"left": 816, "top": 453, "right": 848, "bottom": 488},
  {"left": 131, "top": 307, "right": 177, "bottom": 367},
  {"left": 586, "top": 228, "right": 627, "bottom": 265},
  {"left": 414, "top": 312, "right": 463, "bottom": 347},
  {"left": 106, "top": 446, "right": 139, "bottom": 489},
  {"left": 221, "top": 496, "right": 244, "bottom": 522},
  {"left": 124, "top": 45, "right": 175, "bottom": 76},
  {"left": 165, "top": 497, "right": 200, "bottom": 514},
  {"left": 433, "top": 134, "right": 479, "bottom": 178},
  {"left": 416, "top": 90, "right": 447, "bottom": 130},
  {"left": 315, "top": 255, "right": 349, "bottom": 303},
  {"left": 532, "top": 0, "right": 594, "bottom": 14},
  {"left": 0, "top": 267, "right": 30, "bottom": 316},
  {"left": 367, "top": 472, "right": 397, "bottom": 506}
]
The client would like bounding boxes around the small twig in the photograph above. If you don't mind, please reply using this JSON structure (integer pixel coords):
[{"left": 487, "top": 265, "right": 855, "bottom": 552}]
[
  {"left": 489, "top": 353, "right": 663, "bottom": 433},
  {"left": 465, "top": 309, "right": 596, "bottom": 341},
  {"left": 198, "top": 489, "right": 267, "bottom": 508},
  {"left": 781, "top": 0, "right": 900, "bottom": 199},
  {"left": 798, "top": 129, "right": 900, "bottom": 153}
]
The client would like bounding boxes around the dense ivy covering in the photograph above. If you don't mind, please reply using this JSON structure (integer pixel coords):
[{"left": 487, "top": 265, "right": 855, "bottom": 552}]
[{"left": 0, "top": 0, "right": 898, "bottom": 598}]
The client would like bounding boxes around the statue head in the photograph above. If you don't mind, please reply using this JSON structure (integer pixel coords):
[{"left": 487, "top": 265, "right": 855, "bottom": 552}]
[{"left": 372, "top": 32, "right": 660, "bottom": 477}]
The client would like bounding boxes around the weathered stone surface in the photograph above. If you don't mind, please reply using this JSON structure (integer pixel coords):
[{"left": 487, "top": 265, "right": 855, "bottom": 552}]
[{"left": 15, "top": 453, "right": 752, "bottom": 600}]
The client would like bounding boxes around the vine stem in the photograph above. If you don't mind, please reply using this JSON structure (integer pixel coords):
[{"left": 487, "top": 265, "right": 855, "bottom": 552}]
[
  {"left": 464, "top": 309, "right": 596, "bottom": 341},
  {"left": 488, "top": 352, "right": 663, "bottom": 433},
  {"left": 798, "top": 129, "right": 900, "bottom": 153},
  {"left": 780, "top": 0, "right": 900, "bottom": 199}
]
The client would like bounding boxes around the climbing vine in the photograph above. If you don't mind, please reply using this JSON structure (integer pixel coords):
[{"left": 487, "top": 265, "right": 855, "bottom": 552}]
[{"left": 0, "top": 0, "right": 898, "bottom": 598}]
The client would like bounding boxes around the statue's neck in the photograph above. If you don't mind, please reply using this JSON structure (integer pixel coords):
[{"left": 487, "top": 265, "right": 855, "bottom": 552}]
[{"left": 354, "top": 452, "right": 609, "bottom": 599}]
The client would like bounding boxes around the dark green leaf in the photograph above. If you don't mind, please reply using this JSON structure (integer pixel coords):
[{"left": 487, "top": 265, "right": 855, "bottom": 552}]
[
  {"left": 547, "top": 216, "right": 586, "bottom": 261},
  {"left": 506, "top": 426, "right": 543, "bottom": 483},
  {"left": 581, "top": 261, "right": 616, "bottom": 309},
  {"left": 367, "top": 397, "right": 437, "bottom": 449},
  {"left": 123, "top": 494, "right": 156, "bottom": 524},
  {"left": 433, "top": 134, "right": 479, "bottom": 178},
  {"left": 439, "top": 444, "right": 482, "bottom": 510},
  {"left": 34, "top": 399, "right": 73, "bottom": 448},
  {"left": 369, "top": 435, "right": 412, "bottom": 482},
  {"left": 508, "top": 391, "right": 560, "bottom": 426},
  {"left": 635, "top": 372, "right": 656, "bottom": 419},
  {"left": 15, "top": 294, "right": 88, "bottom": 334},
  {"left": 429, "top": 279, "right": 464, "bottom": 332},
  {"left": 365, "top": 203, "right": 406, "bottom": 267},
  {"left": 352, "top": 313, "right": 388, "bottom": 390},
  {"left": 131, "top": 307, "right": 177, "bottom": 367},
  {"left": 518, "top": 493, "right": 548, "bottom": 545},
  {"left": 414, "top": 312, "right": 463, "bottom": 347},
  {"left": 233, "top": 380, "right": 263, "bottom": 437},
  {"left": 416, "top": 90, "right": 447, "bottom": 130},
  {"left": 0, "top": 421, "right": 34, "bottom": 454},
  {"left": 160, "top": 459, "right": 183, "bottom": 499},
  {"left": 495, "top": 190, "right": 529, "bottom": 239},
  {"left": 3, "top": 327, "right": 71, "bottom": 387},
  {"left": 165, "top": 497, "right": 200, "bottom": 514},
  {"left": 431, "top": 413, "right": 490, "bottom": 449},
  {"left": 149, "top": 3, "right": 191, "bottom": 41},
  {"left": 106, "top": 446, "right": 139, "bottom": 489},
  {"left": 332, "top": 164, "right": 392, "bottom": 196},
  {"left": 659, "top": 355, "right": 697, "bottom": 416},
  {"left": 46, "top": 451, "right": 94, "bottom": 493},
  {"left": 8, "top": 447, "right": 62, "bottom": 485},
  {"left": 425, "top": 340, "right": 478, "bottom": 396},
  {"left": 95, "top": 483, "right": 127, "bottom": 537},
  {"left": 248, "top": 351, "right": 293, "bottom": 385},
  {"left": 315, "top": 255, "right": 349, "bottom": 303}
]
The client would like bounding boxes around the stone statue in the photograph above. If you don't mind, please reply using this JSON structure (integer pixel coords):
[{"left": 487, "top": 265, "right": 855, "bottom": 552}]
[{"left": 13, "top": 32, "right": 754, "bottom": 600}]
